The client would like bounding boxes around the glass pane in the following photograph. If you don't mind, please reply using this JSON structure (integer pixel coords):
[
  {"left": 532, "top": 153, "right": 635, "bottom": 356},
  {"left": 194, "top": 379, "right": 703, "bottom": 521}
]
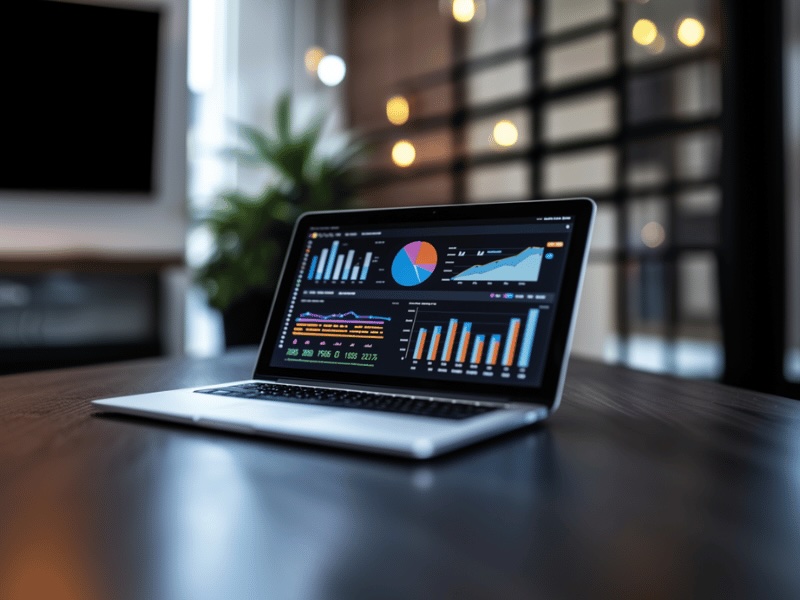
[
  {"left": 466, "top": 0, "right": 528, "bottom": 58},
  {"left": 676, "top": 186, "right": 720, "bottom": 246},
  {"left": 543, "top": 32, "right": 614, "bottom": 87},
  {"left": 627, "top": 61, "right": 720, "bottom": 125},
  {"left": 626, "top": 139, "right": 671, "bottom": 188},
  {"left": 571, "top": 261, "right": 617, "bottom": 360},
  {"left": 678, "top": 252, "right": 718, "bottom": 323},
  {"left": 545, "top": 0, "right": 613, "bottom": 35},
  {"left": 626, "top": 259, "right": 671, "bottom": 373},
  {"left": 591, "top": 203, "right": 618, "bottom": 253},
  {"left": 543, "top": 90, "right": 617, "bottom": 143},
  {"left": 466, "top": 59, "right": 530, "bottom": 104},
  {"left": 542, "top": 146, "right": 617, "bottom": 195},
  {"left": 466, "top": 161, "right": 530, "bottom": 202},
  {"left": 674, "top": 130, "right": 720, "bottom": 180},
  {"left": 676, "top": 252, "right": 723, "bottom": 378}
]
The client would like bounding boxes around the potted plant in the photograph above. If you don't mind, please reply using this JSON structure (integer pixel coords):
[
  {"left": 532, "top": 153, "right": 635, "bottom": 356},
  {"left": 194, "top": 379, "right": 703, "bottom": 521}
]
[{"left": 196, "top": 93, "right": 364, "bottom": 347}]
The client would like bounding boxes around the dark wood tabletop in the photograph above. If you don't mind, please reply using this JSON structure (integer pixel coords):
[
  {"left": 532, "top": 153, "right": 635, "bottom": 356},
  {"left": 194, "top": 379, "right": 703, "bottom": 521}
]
[{"left": 1, "top": 350, "right": 799, "bottom": 600}]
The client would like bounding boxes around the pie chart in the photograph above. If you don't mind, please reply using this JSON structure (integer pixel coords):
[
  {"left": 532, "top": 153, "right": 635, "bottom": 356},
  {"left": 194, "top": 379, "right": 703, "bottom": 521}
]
[{"left": 392, "top": 241, "right": 438, "bottom": 286}]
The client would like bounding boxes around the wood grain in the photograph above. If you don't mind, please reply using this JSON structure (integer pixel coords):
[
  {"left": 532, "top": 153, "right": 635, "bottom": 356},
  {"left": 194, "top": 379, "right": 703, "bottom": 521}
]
[{"left": 1, "top": 352, "right": 799, "bottom": 600}]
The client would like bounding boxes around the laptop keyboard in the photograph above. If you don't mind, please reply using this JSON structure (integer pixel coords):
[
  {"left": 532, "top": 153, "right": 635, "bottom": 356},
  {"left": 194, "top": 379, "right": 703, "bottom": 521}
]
[{"left": 195, "top": 382, "right": 500, "bottom": 420}]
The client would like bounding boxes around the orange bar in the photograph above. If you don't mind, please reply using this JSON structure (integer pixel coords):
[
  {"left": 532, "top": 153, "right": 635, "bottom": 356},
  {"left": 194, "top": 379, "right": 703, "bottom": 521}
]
[
  {"left": 443, "top": 321, "right": 458, "bottom": 362},
  {"left": 414, "top": 331, "right": 427, "bottom": 360},
  {"left": 474, "top": 340, "right": 484, "bottom": 364},
  {"left": 489, "top": 341, "right": 500, "bottom": 365},
  {"left": 504, "top": 320, "right": 521, "bottom": 366},
  {"left": 458, "top": 332, "right": 471, "bottom": 363},
  {"left": 429, "top": 333, "right": 441, "bottom": 360}
]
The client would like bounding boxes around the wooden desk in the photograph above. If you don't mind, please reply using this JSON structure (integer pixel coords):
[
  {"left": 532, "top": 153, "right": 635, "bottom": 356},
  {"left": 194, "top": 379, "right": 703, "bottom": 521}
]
[{"left": 1, "top": 351, "right": 799, "bottom": 599}]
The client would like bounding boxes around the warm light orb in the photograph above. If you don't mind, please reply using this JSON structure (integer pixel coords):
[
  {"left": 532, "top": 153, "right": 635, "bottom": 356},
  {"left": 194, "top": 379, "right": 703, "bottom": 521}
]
[
  {"left": 317, "top": 55, "right": 346, "bottom": 86},
  {"left": 677, "top": 17, "right": 705, "bottom": 47},
  {"left": 492, "top": 120, "right": 518, "bottom": 147},
  {"left": 641, "top": 221, "right": 666, "bottom": 248},
  {"left": 632, "top": 19, "right": 658, "bottom": 46},
  {"left": 304, "top": 46, "right": 326, "bottom": 73},
  {"left": 452, "top": 0, "right": 476, "bottom": 23},
  {"left": 386, "top": 95, "right": 410, "bottom": 126},
  {"left": 391, "top": 140, "right": 416, "bottom": 167}
]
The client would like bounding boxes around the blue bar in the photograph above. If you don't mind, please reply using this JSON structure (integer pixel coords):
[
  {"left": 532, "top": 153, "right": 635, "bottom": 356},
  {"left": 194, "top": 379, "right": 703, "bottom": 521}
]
[
  {"left": 501, "top": 318, "right": 521, "bottom": 365},
  {"left": 470, "top": 335, "right": 486, "bottom": 364},
  {"left": 440, "top": 318, "right": 458, "bottom": 361},
  {"left": 360, "top": 251, "right": 373, "bottom": 280},
  {"left": 486, "top": 334, "right": 502, "bottom": 365},
  {"left": 314, "top": 248, "right": 328, "bottom": 280},
  {"left": 332, "top": 255, "right": 345, "bottom": 280},
  {"left": 455, "top": 322, "right": 472, "bottom": 362},
  {"left": 307, "top": 255, "right": 318, "bottom": 280},
  {"left": 517, "top": 309, "right": 540, "bottom": 368},
  {"left": 342, "top": 250, "right": 355, "bottom": 280},
  {"left": 413, "top": 328, "right": 427, "bottom": 359},
  {"left": 323, "top": 241, "right": 339, "bottom": 280},
  {"left": 427, "top": 326, "right": 442, "bottom": 361}
]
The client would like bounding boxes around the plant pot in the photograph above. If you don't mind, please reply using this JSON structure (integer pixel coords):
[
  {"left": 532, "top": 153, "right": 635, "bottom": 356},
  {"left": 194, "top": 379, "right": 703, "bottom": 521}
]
[{"left": 222, "top": 289, "right": 273, "bottom": 348}]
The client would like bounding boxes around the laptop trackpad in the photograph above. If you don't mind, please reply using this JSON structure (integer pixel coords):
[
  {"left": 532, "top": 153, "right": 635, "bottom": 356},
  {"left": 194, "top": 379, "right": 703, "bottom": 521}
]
[{"left": 205, "top": 400, "right": 334, "bottom": 425}]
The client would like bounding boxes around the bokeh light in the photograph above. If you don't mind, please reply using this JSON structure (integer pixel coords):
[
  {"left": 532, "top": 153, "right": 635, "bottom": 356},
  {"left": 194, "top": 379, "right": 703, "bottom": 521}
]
[
  {"left": 677, "top": 18, "right": 705, "bottom": 47},
  {"left": 632, "top": 19, "right": 658, "bottom": 46},
  {"left": 304, "top": 46, "right": 326, "bottom": 74},
  {"left": 386, "top": 95, "right": 410, "bottom": 126},
  {"left": 391, "top": 140, "right": 416, "bottom": 167},
  {"left": 641, "top": 221, "right": 666, "bottom": 248},
  {"left": 452, "top": 0, "right": 476, "bottom": 23},
  {"left": 317, "top": 55, "right": 346, "bottom": 86},
  {"left": 492, "top": 120, "right": 519, "bottom": 147}
]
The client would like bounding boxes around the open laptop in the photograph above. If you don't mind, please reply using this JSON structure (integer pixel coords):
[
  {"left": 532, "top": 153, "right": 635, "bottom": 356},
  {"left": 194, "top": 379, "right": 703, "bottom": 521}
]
[{"left": 93, "top": 198, "right": 596, "bottom": 459}]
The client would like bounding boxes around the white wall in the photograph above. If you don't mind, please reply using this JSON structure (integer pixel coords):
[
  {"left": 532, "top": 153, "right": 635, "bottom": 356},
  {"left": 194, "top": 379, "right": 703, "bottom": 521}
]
[{"left": 0, "top": 0, "right": 189, "bottom": 257}]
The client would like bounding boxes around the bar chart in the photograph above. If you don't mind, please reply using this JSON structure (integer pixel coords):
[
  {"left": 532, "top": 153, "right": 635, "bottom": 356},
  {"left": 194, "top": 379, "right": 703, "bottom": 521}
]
[
  {"left": 306, "top": 241, "right": 375, "bottom": 282},
  {"left": 408, "top": 308, "right": 540, "bottom": 368}
]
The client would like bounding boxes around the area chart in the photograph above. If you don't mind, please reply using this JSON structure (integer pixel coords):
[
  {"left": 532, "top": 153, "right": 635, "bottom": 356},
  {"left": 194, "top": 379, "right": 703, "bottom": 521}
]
[{"left": 451, "top": 247, "right": 544, "bottom": 282}]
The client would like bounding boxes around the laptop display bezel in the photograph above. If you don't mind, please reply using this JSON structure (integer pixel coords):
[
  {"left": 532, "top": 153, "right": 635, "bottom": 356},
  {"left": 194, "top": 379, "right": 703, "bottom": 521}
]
[{"left": 252, "top": 198, "right": 595, "bottom": 409}]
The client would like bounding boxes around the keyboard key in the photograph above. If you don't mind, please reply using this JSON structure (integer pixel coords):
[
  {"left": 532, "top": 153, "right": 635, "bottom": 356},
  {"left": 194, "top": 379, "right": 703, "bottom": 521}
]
[{"left": 195, "top": 382, "right": 498, "bottom": 420}]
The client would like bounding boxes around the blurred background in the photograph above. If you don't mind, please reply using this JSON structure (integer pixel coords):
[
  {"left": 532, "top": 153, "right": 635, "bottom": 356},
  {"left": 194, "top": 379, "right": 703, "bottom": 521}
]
[{"left": 0, "top": 0, "right": 797, "bottom": 399}]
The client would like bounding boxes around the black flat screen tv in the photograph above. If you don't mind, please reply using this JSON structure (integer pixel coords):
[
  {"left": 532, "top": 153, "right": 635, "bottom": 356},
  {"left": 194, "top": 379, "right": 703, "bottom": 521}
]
[{"left": 1, "top": 1, "right": 161, "bottom": 194}]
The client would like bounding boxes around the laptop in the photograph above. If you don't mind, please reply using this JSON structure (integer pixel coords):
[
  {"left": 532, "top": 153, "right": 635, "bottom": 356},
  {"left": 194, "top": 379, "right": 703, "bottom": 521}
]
[{"left": 93, "top": 198, "right": 596, "bottom": 459}]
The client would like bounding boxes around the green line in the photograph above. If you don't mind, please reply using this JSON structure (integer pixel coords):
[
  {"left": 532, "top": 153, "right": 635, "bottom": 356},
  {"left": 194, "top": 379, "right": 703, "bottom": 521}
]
[{"left": 285, "top": 358, "right": 375, "bottom": 368}]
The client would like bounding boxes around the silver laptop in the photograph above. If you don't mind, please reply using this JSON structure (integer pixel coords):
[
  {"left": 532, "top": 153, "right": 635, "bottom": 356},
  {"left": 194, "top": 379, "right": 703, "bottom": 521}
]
[{"left": 93, "top": 198, "right": 596, "bottom": 459}]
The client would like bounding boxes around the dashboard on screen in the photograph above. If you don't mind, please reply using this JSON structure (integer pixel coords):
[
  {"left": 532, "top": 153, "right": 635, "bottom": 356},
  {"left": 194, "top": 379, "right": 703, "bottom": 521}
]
[{"left": 265, "top": 215, "right": 577, "bottom": 390}]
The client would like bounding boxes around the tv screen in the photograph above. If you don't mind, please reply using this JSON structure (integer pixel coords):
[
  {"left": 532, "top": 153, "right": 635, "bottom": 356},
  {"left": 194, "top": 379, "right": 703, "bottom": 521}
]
[{"left": 1, "top": 1, "right": 161, "bottom": 194}]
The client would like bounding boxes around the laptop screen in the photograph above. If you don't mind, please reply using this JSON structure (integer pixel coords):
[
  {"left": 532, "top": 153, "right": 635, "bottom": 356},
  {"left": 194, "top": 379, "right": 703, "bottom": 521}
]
[{"left": 256, "top": 200, "right": 594, "bottom": 403}]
